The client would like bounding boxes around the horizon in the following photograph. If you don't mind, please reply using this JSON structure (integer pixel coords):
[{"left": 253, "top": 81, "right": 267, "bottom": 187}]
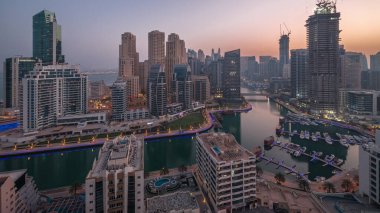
[{"left": 1, "top": 0, "right": 380, "bottom": 70}]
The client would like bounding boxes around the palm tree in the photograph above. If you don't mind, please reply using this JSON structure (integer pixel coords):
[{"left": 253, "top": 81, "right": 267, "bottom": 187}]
[
  {"left": 322, "top": 182, "right": 336, "bottom": 193},
  {"left": 341, "top": 179, "right": 354, "bottom": 192},
  {"left": 69, "top": 183, "right": 81, "bottom": 196},
  {"left": 298, "top": 179, "right": 310, "bottom": 191},
  {"left": 160, "top": 167, "right": 169, "bottom": 176},
  {"left": 274, "top": 172, "right": 285, "bottom": 185},
  {"left": 256, "top": 166, "right": 263, "bottom": 178}
]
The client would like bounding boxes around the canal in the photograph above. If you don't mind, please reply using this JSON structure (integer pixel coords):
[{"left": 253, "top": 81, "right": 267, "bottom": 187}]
[{"left": 0, "top": 87, "right": 360, "bottom": 190}]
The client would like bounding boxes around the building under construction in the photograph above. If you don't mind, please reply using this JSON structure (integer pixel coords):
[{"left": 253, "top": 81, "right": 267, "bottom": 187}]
[{"left": 306, "top": 0, "right": 340, "bottom": 113}]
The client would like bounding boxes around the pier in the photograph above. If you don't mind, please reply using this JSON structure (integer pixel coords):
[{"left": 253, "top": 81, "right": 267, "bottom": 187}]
[
  {"left": 272, "top": 142, "right": 343, "bottom": 171},
  {"left": 258, "top": 154, "right": 310, "bottom": 183}
]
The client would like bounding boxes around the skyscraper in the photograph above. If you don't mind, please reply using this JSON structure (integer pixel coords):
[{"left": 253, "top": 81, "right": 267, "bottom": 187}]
[
  {"left": 207, "top": 58, "right": 223, "bottom": 96},
  {"left": 21, "top": 64, "right": 88, "bottom": 132},
  {"left": 279, "top": 33, "right": 290, "bottom": 77},
  {"left": 148, "top": 30, "right": 165, "bottom": 65},
  {"left": 33, "top": 10, "right": 64, "bottom": 65},
  {"left": 111, "top": 78, "right": 129, "bottom": 121},
  {"left": 172, "top": 64, "right": 192, "bottom": 110},
  {"left": 306, "top": 1, "right": 340, "bottom": 113},
  {"left": 148, "top": 64, "right": 167, "bottom": 116},
  {"left": 340, "top": 52, "right": 363, "bottom": 89},
  {"left": 165, "top": 33, "right": 187, "bottom": 95},
  {"left": 370, "top": 52, "right": 380, "bottom": 71},
  {"left": 223, "top": 49, "right": 241, "bottom": 100},
  {"left": 290, "top": 49, "right": 308, "bottom": 98},
  {"left": 3, "top": 57, "right": 37, "bottom": 108},
  {"left": 198, "top": 49, "right": 205, "bottom": 63},
  {"left": 119, "top": 32, "right": 139, "bottom": 77},
  {"left": 192, "top": 75, "right": 210, "bottom": 103}
]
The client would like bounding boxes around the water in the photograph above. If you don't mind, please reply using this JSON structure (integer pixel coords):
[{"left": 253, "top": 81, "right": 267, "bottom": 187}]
[
  {"left": 87, "top": 72, "right": 117, "bottom": 86},
  {"left": 0, "top": 148, "right": 100, "bottom": 190},
  {"left": 0, "top": 87, "right": 360, "bottom": 189}
]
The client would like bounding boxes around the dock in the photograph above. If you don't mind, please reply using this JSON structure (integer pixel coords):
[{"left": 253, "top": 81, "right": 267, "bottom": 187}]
[
  {"left": 258, "top": 154, "right": 310, "bottom": 183},
  {"left": 272, "top": 142, "right": 343, "bottom": 171}
]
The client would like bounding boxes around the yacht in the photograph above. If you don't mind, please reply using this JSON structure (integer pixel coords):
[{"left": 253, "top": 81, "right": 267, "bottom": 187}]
[
  {"left": 339, "top": 138, "right": 349, "bottom": 148},
  {"left": 336, "top": 133, "right": 342, "bottom": 139},
  {"left": 354, "top": 135, "right": 363, "bottom": 144},
  {"left": 335, "top": 158, "right": 344, "bottom": 166},
  {"left": 300, "top": 131, "right": 305, "bottom": 139},
  {"left": 305, "top": 131, "right": 310, "bottom": 140},
  {"left": 311, "top": 133, "right": 317, "bottom": 142},
  {"left": 301, "top": 146, "right": 307, "bottom": 153},
  {"left": 316, "top": 132, "right": 321, "bottom": 139},
  {"left": 345, "top": 135, "right": 356, "bottom": 145},
  {"left": 324, "top": 133, "right": 333, "bottom": 145}
]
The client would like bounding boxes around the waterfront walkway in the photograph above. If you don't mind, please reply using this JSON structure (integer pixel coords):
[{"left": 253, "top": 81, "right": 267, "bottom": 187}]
[{"left": 0, "top": 104, "right": 252, "bottom": 157}]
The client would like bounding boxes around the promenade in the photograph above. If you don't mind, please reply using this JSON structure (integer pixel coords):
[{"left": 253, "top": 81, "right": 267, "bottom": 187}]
[{"left": 0, "top": 103, "right": 252, "bottom": 157}]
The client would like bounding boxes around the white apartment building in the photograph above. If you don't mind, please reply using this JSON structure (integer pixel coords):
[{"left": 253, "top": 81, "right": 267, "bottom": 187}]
[
  {"left": 359, "top": 131, "right": 380, "bottom": 205},
  {"left": 85, "top": 135, "right": 144, "bottom": 213},
  {"left": 0, "top": 169, "right": 40, "bottom": 213},
  {"left": 21, "top": 64, "right": 88, "bottom": 133},
  {"left": 196, "top": 132, "right": 256, "bottom": 212}
]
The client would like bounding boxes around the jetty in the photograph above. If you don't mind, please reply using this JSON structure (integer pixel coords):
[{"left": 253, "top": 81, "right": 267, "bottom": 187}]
[{"left": 272, "top": 142, "right": 343, "bottom": 171}]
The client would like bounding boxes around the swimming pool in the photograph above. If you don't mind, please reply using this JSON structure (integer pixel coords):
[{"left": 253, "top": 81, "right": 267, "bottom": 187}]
[{"left": 154, "top": 178, "right": 170, "bottom": 188}]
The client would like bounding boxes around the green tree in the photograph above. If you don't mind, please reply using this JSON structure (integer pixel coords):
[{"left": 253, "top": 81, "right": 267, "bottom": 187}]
[
  {"left": 274, "top": 172, "right": 285, "bottom": 185},
  {"left": 322, "top": 182, "right": 336, "bottom": 193},
  {"left": 69, "top": 183, "right": 81, "bottom": 196},
  {"left": 341, "top": 179, "right": 354, "bottom": 192},
  {"left": 298, "top": 179, "right": 310, "bottom": 191},
  {"left": 256, "top": 166, "right": 263, "bottom": 178}
]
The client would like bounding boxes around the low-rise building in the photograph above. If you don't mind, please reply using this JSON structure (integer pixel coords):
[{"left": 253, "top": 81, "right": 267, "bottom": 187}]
[
  {"left": 56, "top": 112, "right": 107, "bottom": 126},
  {"left": 196, "top": 132, "right": 256, "bottom": 212},
  {"left": 124, "top": 108, "right": 150, "bottom": 121},
  {"left": 0, "top": 169, "right": 40, "bottom": 213},
  {"left": 85, "top": 135, "right": 144, "bottom": 212},
  {"left": 339, "top": 90, "right": 380, "bottom": 116},
  {"left": 359, "top": 131, "right": 380, "bottom": 205}
]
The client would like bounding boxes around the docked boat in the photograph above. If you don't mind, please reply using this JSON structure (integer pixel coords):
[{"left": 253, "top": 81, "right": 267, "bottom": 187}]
[
  {"left": 324, "top": 133, "right": 333, "bottom": 145},
  {"left": 300, "top": 131, "right": 305, "bottom": 139},
  {"left": 336, "top": 133, "right": 342, "bottom": 139},
  {"left": 301, "top": 146, "right": 307, "bottom": 153},
  {"left": 339, "top": 138, "right": 349, "bottom": 148},
  {"left": 293, "top": 151, "right": 301, "bottom": 157},
  {"left": 317, "top": 152, "right": 323, "bottom": 157},
  {"left": 305, "top": 131, "right": 310, "bottom": 140},
  {"left": 345, "top": 135, "right": 356, "bottom": 145},
  {"left": 354, "top": 135, "right": 363, "bottom": 144},
  {"left": 335, "top": 158, "right": 344, "bottom": 166},
  {"left": 311, "top": 133, "right": 317, "bottom": 142},
  {"left": 316, "top": 132, "right": 321, "bottom": 139}
]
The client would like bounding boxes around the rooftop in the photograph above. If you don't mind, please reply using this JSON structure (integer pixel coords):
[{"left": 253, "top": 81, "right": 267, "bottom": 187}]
[
  {"left": 197, "top": 132, "right": 254, "bottom": 162},
  {"left": 88, "top": 135, "right": 143, "bottom": 178},
  {"left": 147, "top": 191, "right": 199, "bottom": 213},
  {"left": 0, "top": 169, "right": 27, "bottom": 182}
]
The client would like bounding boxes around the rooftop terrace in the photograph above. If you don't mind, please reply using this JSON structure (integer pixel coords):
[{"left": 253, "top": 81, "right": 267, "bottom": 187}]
[
  {"left": 147, "top": 191, "right": 199, "bottom": 213},
  {"left": 197, "top": 132, "right": 254, "bottom": 162},
  {"left": 88, "top": 135, "right": 143, "bottom": 178}
]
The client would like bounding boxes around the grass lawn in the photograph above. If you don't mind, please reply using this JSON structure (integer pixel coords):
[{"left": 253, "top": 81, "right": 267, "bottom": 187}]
[{"left": 167, "top": 111, "right": 206, "bottom": 130}]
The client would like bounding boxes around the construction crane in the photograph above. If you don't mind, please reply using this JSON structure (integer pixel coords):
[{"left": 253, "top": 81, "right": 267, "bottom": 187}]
[{"left": 280, "top": 23, "right": 291, "bottom": 37}]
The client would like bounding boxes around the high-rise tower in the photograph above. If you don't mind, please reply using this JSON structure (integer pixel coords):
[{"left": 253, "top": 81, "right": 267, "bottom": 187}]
[
  {"left": 279, "top": 29, "right": 290, "bottom": 77},
  {"left": 119, "top": 32, "right": 139, "bottom": 78},
  {"left": 148, "top": 30, "right": 165, "bottom": 65},
  {"left": 33, "top": 10, "right": 64, "bottom": 65},
  {"left": 306, "top": 0, "right": 340, "bottom": 113},
  {"left": 165, "top": 33, "right": 187, "bottom": 97}
]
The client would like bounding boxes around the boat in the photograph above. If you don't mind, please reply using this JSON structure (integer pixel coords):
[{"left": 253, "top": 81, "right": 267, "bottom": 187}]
[
  {"left": 339, "top": 138, "right": 349, "bottom": 148},
  {"left": 311, "top": 133, "right": 317, "bottom": 142},
  {"left": 314, "top": 176, "right": 326, "bottom": 182},
  {"left": 335, "top": 158, "right": 344, "bottom": 166},
  {"left": 317, "top": 152, "right": 323, "bottom": 157},
  {"left": 336, "top": 133, "right": 342, "bottom": 139},
  {"left": 305, "top": 131, "right": 310, "bottom": 140},
  {"left": 293, "top": 151, "right": 301, "bottom": 157},
  {"left": 300, "top": 131, "right": 305, "bottom": 139},
  {"left": 345, "top": 135, "right": 356, "bottom": 145},
  {"left": 325, "top": 136, "right": 332, "bottom": 145},
  {"left": 360, "top": 136, "right": 369, "bottom": 143},
  {"left": 354, "top": 135, "right": 363, "bottom": 144},
  {"left": 301, "top": 146, "right": 307, "bottom": 153},
  {"left": 316, "top": 132, "right": 321, "bottom": 138}
]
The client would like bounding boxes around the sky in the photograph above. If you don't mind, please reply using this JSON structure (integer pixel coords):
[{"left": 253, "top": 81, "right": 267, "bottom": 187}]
[{"left": 0, "top": 0, "right": 379, "bottom": 70}]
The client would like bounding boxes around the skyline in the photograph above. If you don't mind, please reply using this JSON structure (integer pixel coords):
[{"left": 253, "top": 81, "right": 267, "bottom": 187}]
[{"left": 1, "top": 0, "right": 380, "bottom": 70}]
